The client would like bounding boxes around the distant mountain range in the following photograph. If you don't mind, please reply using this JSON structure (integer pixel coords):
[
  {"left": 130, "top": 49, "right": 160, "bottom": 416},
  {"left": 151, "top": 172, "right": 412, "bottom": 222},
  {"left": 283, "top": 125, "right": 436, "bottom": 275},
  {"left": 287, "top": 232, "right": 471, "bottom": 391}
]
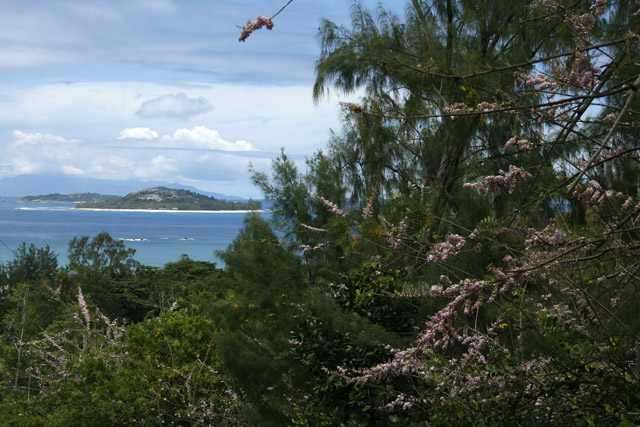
[{"left": 0, "top": 174, "right": 248, "bottom": 202}]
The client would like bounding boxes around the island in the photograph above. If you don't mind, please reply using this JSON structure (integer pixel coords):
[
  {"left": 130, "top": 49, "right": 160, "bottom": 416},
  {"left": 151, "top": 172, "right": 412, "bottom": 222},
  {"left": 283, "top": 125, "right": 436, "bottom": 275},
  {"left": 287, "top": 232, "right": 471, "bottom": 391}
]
[
  {"left": 74, "top": 187, "right": 261, "bottom": 211},
  {"left": 16, "top": 192, "right": 119, "bottom": 203}
]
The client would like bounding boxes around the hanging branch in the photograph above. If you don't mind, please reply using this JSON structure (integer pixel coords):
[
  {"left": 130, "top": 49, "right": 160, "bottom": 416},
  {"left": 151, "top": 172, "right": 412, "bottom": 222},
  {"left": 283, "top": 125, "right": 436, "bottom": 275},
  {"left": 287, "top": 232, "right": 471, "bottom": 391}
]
[{"left": 238, "top": 0, "right": 294, "bottom": 42}]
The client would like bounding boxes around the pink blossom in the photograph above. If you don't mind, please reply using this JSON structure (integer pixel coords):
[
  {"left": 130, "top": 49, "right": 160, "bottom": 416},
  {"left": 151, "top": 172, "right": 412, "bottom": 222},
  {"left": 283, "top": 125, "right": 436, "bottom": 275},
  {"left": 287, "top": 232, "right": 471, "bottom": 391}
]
[
  {"left": 464, "top": 165, "right": 533, "bottom": 197},
  {"left": 300, "top": 223, "right": 328, "bottom": 233},
  {"left": 448, "top": 234, "right": 466, "bottom": 249},
  {"left": 77, "top": 287, "right": 90, "bottom": 331},
  {"left": 602, "top": 113, "right": 617, "bottom": 124},
  {"left": 238, "top": 16, "right": 274, "bottom": 42},
  {"left": 504, "top": 137, "right": 517, "bottom": 149},
  {"left": 362, "top": 197, "right": 374, "bottom": 219},
  {"left": 299, "top": 243, "right": 325, "bottom": 253},
  {"left": 238, "top": 16, "right": 273, "bottom": 42},
  {"left": 590, "top": 0, "right": 607, "bottom": 16},
  {"left": 345, "top": 102, "right": 363, "bottom": 114},
  {"left": 318, "top": 195, "right": 345, "bottom": 216}
]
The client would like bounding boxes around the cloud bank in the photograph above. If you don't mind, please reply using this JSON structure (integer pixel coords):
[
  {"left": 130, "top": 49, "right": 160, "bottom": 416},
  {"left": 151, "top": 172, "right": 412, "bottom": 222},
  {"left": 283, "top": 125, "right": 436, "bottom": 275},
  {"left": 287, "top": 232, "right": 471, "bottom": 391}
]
[
  {"left": 7, "top": 130, "right": 80, "bottom": 175},
  {"left": 117, "top": 126, "right": 254, "bottom": 151},
  {"left": 0, "top": 127, "right": 269, "bottom": 196},
  {"left": 0, "top": 78, "right": 350, "bottom": 197},
  {"left": 136, "top": 93, "right": 212, "bottom": 119},
  {"left": 12, "top": 130, "right": 78, "bottom": 146},
  {"left": 161, "top": 126, "right": 254, "bottom": 151},
  {"left": 117, "top": 127, "right": 159, "bottom": 140}
]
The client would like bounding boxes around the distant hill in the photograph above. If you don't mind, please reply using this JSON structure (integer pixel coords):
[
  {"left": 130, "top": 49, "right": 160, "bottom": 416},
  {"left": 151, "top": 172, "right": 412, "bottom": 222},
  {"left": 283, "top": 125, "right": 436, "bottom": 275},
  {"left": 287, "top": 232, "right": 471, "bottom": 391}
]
[
  {"left": 16, "top": 192, "right": 119, "bottom": 203},
  {"left": 0, "top": 174, "right": 251, "bottom": 201},
  {"left": 74, "top": 187, "right": 261, "bottom": 211}
]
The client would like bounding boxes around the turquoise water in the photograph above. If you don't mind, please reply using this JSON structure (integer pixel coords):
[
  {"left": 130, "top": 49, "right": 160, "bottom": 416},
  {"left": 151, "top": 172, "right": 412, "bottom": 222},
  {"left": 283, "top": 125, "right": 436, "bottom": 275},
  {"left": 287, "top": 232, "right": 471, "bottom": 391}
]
[{"left": 0, "top": 198, "right": 269, "bottom": 267}]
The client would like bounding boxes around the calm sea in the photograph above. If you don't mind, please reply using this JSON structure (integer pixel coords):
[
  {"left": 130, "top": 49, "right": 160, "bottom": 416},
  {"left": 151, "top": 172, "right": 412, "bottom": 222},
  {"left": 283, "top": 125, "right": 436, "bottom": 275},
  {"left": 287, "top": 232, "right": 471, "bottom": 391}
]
[{"left": 0, "top": 197, "right": 270, "bottom": 267}]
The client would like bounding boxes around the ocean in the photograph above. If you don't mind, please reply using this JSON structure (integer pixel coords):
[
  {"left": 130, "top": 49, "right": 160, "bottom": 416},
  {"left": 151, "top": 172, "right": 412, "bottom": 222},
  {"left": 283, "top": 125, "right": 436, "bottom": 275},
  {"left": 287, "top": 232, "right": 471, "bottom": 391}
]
[{"left": 0, "top": 197, "right": 270, "bottom": 267}]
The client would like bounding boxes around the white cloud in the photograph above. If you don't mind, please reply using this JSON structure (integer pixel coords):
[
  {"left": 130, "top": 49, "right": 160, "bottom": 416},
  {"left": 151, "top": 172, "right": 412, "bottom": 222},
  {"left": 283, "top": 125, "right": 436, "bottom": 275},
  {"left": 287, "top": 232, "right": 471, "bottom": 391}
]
[
  {"left": 60, "top": 165, "right": 85, "bottom": 175},
  {"left": 136, "top": 93, "right": 212, "bottom": 119},
  {"left": 0, "top": 0, "right": 385, "bottom": 198},
  {"left": 11, "top": 157, "right": 39, "bottom": 175},
  {"left": 12, "top": 130, "right": 78, "bottom": 145},
  {"left": 0, "top": 81, "right": 353, "bottom": 197},
  {"left": 5, "top": 130, "right": 81, "bottom": 176},
  {"left": 116, "top": 126, "right": 256, "bottom": 151},
  {"left": 161, "top": 126, "right": 254, "bottom": 151},
  {"left": 117, "top": 127, "right": 159, "bottom": 140},
  {"left": 0, "top": 82, "right": 349, "bottom": 155}
]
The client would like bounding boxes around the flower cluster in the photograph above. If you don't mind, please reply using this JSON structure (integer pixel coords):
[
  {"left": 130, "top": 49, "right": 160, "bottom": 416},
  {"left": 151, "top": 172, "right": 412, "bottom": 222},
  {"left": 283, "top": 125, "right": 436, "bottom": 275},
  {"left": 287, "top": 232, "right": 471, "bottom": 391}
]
[
  {"left": 299, "top": 242, "right": 325, "bottom": 253},
  {"left": 317, "top": 195, "right": 345, "bottom": 216},
  {"left": 76, "top": 286, "right": 91, "bottom": 333},
  {"left": 387, "top": 217, "right": 408, "bottom": 249},
  {"left": 26, "top": 287, "right": 126, "bottom": 393},
  {"left": 463, "top": 165, "right": 533, "bottom": 197},
  {"left": 362, "top": 197, "right": 374, "bottom": 219},
  {"left": 425, "top": 234, "right": 466, "bottom": 263},
  {"left": 590, "top": 0, "right": 607, "bottom": 16},
  {"left": 524, "top": 225, "right": 567, "bottom": 249},
  {"left": 299, "top": 223, "right": 328, "bottom": 233},
  {"left": 442, "top": 102, "right": 470, "bottom": 117},
  {"left": 344, "top": 102, "right": 363, "bottom": 114},
  {"left": 238, "top": 16, "right": 274, "bottom": 42},
  {"left": 593, "top": 146, "right": 624, "bottom": 164},
  {"left": 525, "top": 72, "right": 558, "bottom": 93},
  {"left": 442, "top": 101, "right": 509, "bottom": 119},
  {"left": 504, "top": 136, "right": 534, "bottom": 152},
  {"left": 571, "top": 179, "right": 624, "bottom": 205},
  {"left": 566, "top": 13, "right": 596, "bottom": 47}
]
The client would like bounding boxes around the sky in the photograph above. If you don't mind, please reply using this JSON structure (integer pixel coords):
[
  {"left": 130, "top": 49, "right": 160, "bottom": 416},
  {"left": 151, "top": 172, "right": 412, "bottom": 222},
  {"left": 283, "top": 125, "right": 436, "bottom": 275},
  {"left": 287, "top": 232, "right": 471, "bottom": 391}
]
[{"left": 0, "top": 0, "right": 397, "bottom": 198}]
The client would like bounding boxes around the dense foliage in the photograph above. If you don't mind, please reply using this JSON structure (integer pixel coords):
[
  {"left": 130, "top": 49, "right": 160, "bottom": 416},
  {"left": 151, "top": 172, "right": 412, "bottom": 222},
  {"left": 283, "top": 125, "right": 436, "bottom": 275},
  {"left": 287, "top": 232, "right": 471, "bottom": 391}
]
[{"left": 1, "top": 0, "right": 639, "bottom": 425}]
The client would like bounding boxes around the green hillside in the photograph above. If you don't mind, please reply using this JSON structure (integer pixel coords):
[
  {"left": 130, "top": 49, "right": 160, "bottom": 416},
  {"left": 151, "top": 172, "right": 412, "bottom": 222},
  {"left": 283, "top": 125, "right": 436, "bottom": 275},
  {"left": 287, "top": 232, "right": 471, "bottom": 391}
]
[{"left": 74, "top": 187, "right": 260, "bottom": 210}]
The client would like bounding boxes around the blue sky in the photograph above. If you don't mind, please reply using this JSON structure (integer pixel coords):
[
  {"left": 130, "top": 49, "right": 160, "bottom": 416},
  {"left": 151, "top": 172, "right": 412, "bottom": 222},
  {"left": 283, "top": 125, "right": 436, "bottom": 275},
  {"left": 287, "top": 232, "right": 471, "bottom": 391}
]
[{"left": 0, "top": 0, "right": 398, "bottom": 198}]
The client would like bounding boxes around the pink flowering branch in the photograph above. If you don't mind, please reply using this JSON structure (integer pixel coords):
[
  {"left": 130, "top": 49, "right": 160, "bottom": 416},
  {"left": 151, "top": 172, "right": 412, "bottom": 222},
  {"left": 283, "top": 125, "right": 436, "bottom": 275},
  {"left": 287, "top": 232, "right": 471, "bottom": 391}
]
[
  {"left": 237, "top": 0, "right": 293, "bottom": 42},
  {"left": 344, "top": 102, "right": 363, "bottom": 114},
  {"left": 362, "top": 197, "right": 374, "bottom": 219},
  {"left": 463, "top": 165, "right": 533, "bottom": 197},
  {"left": 77, "top": 286, "right": 91, "bottom": 333},
  {"left": 317, "top": 195, "right": 346, "bottom": 216},
  {"left": 335, "top": 173, "right": 640, "bottom": 415},
  {"left": 299, "top": 243, "right": 325, "bottom": 253},
  {"left": 238, "top": 16, "right": 274, "bottom": 42},
  {"left": 567, "top": 72, "right": 640, "bottom": 193},
  {"left": 25, "top": 288, "right": 126, "bottom": 393},
  {"left": 299, "top": 223, "right": 328, "bottom": 233}
]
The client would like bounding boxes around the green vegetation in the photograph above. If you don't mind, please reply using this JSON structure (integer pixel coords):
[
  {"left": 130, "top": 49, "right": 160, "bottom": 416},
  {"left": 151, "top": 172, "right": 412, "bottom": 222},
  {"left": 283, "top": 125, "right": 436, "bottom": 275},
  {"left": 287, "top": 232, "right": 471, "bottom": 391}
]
[
  {"left": 75, "top": 186, "right": 261, "bottom": 211},
  {"left": 17, "top": 193, "right": 118, "bottom": 203},
  {"left": 1, "top": 1, "right": 640, "bottom": 425}
]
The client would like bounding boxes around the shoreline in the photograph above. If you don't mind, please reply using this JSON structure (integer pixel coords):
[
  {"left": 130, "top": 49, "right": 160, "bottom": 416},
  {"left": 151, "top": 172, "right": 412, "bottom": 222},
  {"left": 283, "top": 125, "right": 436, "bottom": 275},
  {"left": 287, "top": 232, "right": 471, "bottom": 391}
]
[{"left": 19, "top": 207, "right": 268, "bottom": 214}]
